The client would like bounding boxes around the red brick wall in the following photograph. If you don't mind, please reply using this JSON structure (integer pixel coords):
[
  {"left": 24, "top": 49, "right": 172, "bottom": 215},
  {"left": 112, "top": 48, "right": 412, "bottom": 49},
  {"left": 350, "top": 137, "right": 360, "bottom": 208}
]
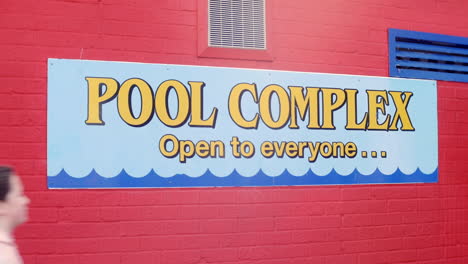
[{"left": 1, "top": 0, "right": 468, "bottom": 263}]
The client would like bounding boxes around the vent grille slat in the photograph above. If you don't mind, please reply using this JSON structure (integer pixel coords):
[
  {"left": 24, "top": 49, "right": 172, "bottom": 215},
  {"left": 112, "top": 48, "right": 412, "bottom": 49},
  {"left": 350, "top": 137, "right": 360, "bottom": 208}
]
[
  {"left": 208, "top": 0, "right": 266, "bottom": 50},
  {"left": 395, "top": 68, "right": 468, "bottom": 83},
  {"left": 396, "top": 60, "right": 468, "bottom": 73},
  {"left": 389, "top": 28, "right": 468, "bottom": 83},
  {"left": 396, "top": 42, "right": 468, "bottom": 57},
  {"left": 396, "top": 51, "right": 468, "bottom": 65}
]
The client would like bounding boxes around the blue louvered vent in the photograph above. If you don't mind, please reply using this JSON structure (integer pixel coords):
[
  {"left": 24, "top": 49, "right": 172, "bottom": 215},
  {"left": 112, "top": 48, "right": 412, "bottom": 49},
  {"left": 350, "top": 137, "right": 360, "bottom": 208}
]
[
  {"left": 389, "top": 28, "right": 468, "bottom": 83},
  {"left": 209, "top": 0, "right": 266, "bottom": 50}
]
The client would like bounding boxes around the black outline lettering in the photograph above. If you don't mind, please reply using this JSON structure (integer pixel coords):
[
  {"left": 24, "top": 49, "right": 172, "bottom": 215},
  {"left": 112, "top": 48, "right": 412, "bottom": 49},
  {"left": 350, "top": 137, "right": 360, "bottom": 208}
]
[
  {"left": 85, "top": 77, "right": 120, "bottom": 126},
  {"left": 228, "top": 83, "right": 259, "bottom": 129},
  {"left": 240, "top": 140, "right": 255, "bottom": 158},
  {"left": 388, "top": 91, "right": 415, "bottom": 131},
  {"left": 288, "top": 86, "right": 321, "bottom": 130},
  {"left": 366, "top": 89, "right": 391, "bottom": 131},
  {"left": 117, "top": 78, "right": 154, "bottom": 127},
  {"left": 259, "top": 84, "right": 290, "bottom": 130},
  {"left": 344, "top": 89, "right": 369, "bottom": 131},
  {"left": 188, "top": 81, "right": 218, "bottom": 128},
  {"left": 159, "top": 134, "right": 179, "bottom": 159},
  {"left": 155, "top": 79, "right": 191, "bottom": 128},
  {"left": 320, "top": 88, "right": 346, "bottom": 130}
]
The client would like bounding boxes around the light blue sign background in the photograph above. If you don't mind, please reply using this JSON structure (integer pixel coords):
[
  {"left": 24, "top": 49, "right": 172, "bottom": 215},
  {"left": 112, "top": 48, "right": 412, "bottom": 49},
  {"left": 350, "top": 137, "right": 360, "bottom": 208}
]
[{"left": 47, "top": 59, "right": 438, "bottom": 188}]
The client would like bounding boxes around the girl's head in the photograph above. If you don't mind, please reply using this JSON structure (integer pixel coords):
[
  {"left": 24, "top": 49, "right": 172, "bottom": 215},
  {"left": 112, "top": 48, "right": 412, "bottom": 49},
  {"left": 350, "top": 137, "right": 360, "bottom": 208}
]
[{"left": 0, "top": 167, "right": 29, "bottom": 228}]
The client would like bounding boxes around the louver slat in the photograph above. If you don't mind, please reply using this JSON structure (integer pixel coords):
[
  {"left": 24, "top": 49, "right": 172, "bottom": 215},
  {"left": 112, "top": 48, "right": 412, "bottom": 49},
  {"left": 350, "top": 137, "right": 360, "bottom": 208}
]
[
  {"left": 396, "top": 60, "right": 468, "bottom": 73},
  {"left": 395, "top": 51, "right": 468, "bottom": 65},
  {"left": 389, "top": 28, "right": 468, "bottom": 83},
  {"left": 396, "top": 42, "right": 468, "bottom": 56},
  {"left": 208, "top": 0, "right": 266, "bottom": 50}
]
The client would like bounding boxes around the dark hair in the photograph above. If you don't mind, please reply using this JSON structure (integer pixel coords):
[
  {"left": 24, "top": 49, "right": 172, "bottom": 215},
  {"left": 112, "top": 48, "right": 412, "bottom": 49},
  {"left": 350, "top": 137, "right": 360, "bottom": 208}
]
[{"left": 0, "top": 166, "right": 12, "bottom": 201}]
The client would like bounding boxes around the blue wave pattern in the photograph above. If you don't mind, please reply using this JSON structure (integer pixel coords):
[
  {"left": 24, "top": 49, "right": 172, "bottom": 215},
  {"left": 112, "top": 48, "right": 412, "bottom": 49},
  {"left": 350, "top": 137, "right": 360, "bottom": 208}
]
[{"left": 48, "top": 168, "right": 438, "bottom": 188}]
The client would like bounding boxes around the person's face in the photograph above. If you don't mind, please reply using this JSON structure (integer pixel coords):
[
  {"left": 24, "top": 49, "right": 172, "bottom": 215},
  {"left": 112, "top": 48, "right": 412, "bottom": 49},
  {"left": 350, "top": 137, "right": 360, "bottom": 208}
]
[{"left": 1, "top": 175, "right": 30, "bottom": 227}]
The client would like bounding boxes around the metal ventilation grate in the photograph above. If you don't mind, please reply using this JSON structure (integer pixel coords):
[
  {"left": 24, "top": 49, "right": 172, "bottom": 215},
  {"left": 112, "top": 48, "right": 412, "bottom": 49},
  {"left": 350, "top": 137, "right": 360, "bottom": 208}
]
[
  {"left": 208, "top": 0, "right": 266, "bottom": 50},
  {"left": 389, "top": 28, "right": 468, "bottom": 82}
]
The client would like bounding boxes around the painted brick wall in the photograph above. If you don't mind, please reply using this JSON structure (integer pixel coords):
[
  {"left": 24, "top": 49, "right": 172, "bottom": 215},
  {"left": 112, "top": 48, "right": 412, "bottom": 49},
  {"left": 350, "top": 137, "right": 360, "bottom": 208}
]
[{"left": 1, "top": 0, "right": 468, "bottom": 263}]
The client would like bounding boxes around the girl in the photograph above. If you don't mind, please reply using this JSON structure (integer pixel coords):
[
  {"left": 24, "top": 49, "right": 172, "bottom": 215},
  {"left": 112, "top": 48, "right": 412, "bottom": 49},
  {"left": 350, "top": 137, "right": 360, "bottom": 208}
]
[{"left": 0, "top": 167, "right": 29, "bottom": 264}]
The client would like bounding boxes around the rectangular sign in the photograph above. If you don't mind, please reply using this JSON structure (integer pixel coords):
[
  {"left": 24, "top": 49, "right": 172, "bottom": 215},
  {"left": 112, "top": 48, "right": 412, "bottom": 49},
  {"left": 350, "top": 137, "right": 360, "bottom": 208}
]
[{"left": 47, "top": 59, "right": 438, "bottom": 188}]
